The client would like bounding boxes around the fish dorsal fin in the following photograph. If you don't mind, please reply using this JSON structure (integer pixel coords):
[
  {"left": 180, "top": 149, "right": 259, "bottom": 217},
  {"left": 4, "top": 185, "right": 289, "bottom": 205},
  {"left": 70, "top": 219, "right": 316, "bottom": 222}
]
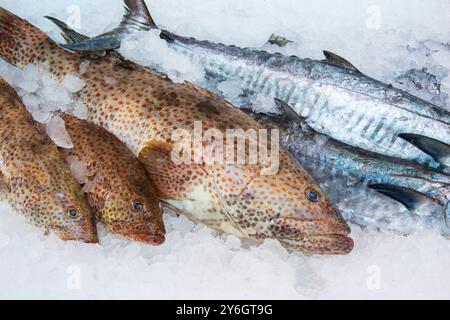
[
  {"left": 323, "top": 50, "right": 361, "bottom": 73},
  {"left": 120, "top": 0, "right": 158, "bottom": 30},
  {"left": 274, "top": 98, "right": 315, "bottom": 128},
  {"left": 399, "top": 133, "right": 450, "bottom": 167},
  {"left": 274, "top": 98, "right": 304, "bottom": 123},
  {"left": 369, "top": 184, "right": 434, "bottom": 215},
  {"left": 45, "top": 16, "right": 90, "bottom": 44}
]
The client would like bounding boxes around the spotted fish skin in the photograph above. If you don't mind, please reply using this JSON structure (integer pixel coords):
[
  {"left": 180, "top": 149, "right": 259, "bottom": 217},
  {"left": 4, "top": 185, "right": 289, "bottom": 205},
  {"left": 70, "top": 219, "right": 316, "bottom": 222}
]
[
  {"left": 0, "top": 78, "right": 98, "bottom": 242},
  {"left": 0, "top": 8, "right": 352, "bottom": 254},
  {"left": 62, "top": 1, "right": 449, "bottom": 168},
  {"left": 60, "top": 114, "right": 165, "bottom": 245}
]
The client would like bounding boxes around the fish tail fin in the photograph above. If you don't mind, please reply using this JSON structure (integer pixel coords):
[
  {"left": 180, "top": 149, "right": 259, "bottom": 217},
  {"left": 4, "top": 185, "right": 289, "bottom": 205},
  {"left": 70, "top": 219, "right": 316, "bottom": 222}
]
[
  {"left": 0, "top": 7, "right": 51, "bottom": 67},
  {"left": 44, "top": 16, "right": 89, "bottom": 45},
  {"left": 121, "top": 0, "right": 158, "bottom": 30},
  {"left": 46, "top": 1, "right": 158, "bottom": 52}
]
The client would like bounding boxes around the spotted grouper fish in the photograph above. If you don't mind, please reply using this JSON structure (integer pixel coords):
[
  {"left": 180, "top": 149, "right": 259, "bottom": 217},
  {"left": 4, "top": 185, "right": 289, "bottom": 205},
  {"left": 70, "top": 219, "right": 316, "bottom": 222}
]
[
  {"left": 0, "top": 8, "right": 353, "bottom": 254},
  {"left": 59, "top": 114, "right": 165, "bottom": 244},
  {"left": 49, "top": 0, "right": 450, "bottom": 169},
  {"left": 0, "top": 78, "right": 98, "bottom": 242}
]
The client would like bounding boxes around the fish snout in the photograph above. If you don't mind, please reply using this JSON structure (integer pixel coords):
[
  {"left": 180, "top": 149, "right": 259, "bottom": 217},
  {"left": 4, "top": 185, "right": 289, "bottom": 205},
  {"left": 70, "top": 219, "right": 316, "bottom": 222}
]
[
  {"left": 112, "top": 221, "right": 166, "bottom": 245},
  {"left": 269, "top": 217, "right": 353, "bottom": 255},
  {"left": 50, "top": 224, "right": 99, "bottom": 244},
  {"left": 132, "top": 230, "right": 166, "bottom": 245}
]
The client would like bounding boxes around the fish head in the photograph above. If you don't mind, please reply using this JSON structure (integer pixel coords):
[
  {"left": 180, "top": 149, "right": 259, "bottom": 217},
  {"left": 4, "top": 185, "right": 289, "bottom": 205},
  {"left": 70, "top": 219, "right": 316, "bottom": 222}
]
[
  {"left": 98, "top": 184, "right": 166, "bottom": 245},
  {"left": 35, "top": 186, "right": 98, "bottom": 243},
  {"left": 215, "top": 153, "right": 353, "bottom": 255}
]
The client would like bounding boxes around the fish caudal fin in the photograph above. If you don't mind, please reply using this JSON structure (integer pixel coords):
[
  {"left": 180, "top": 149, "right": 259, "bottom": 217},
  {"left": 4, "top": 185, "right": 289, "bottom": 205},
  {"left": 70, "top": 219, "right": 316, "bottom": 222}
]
[
  {"left": 369, "top": 183, "right": 435, "bottom": 214},
  {"left": 44, "top": 16, "right": 117, "bottom": 52},
  {"left": 44, "top": 16, "right": 89, "bottom": 45},
  {"left": 121, "top": 0, "right": 157, "bottom": 31},
  {"left": 399, "top": 133, "right": 450, "bottom": 167},
  {"left": 0, "top": 7, "right": 51, "bottom": 67},
  {"left": 47, "top": 0, "right": 158, "bottom": 53}
]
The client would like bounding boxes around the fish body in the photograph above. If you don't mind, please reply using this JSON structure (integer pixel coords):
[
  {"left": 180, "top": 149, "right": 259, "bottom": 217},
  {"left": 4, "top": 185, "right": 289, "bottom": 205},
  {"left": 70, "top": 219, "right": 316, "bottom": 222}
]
[
  {"left": 245, "top": 107, "right": 450, "bottom": 233},
  {"left": 55, "top": 1, "right": 450, "bottom": 168},
  {"left": 155, "top": 33, "right": 450, "bottom": 168},
  {"left": 0, "top": 8, "right": 353, "bottom": 254},
  {"left": 0, "top": 78, "right": 98, "bottom": 242},
  {"left": 60, "top": 114, "right": 165, "bottom": 244}
]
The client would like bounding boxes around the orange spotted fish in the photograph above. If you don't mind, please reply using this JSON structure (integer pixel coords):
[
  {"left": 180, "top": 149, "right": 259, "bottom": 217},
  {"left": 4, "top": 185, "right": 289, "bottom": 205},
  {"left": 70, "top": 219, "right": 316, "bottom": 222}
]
[
  {"left": 59, "top": 114, "right": 165, "bottom": 244},
  {"left": 0, "top": 8, "right": 353, "bottom": 254},
  {"left": 0, "top": 78, "right": 98, "bottom": 242}
]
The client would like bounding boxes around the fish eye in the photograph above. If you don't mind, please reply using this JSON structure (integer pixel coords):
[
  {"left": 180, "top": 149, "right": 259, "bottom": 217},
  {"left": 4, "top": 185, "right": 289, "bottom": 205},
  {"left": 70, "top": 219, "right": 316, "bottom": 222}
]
[
  {"left": 132, "top": 199, "right": 144, "bottom": 212},
  {"left": 66, "top": 207, "right": 79, "bottom": 219},
  {"left": 306, "top": 189, "right": 319, "bottom": 202}
]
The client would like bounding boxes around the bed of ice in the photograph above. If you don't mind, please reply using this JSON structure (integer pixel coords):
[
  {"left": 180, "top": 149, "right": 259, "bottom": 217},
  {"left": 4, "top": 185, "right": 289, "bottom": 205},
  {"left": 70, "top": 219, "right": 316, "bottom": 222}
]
[{"left": 0, "top": 0, "right": 449, "bottom": 300}]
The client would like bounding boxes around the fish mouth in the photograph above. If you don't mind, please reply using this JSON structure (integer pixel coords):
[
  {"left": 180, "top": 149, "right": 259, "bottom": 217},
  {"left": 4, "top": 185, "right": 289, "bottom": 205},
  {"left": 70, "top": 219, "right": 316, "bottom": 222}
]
[
  {"left": 278, "top": 233, "right": 354, "bottom": 255},
  {"left": 111, "top": 221, "right": 166, "bottom": 245},
  {"left": 129, "top": 231, "right": 166, "bottom": 245},
  {"left": 46, "top": 225, "right": 99, "bottom": 244},
  {"left": 269, "top": 218, "right": 353, "bottom": 255}
]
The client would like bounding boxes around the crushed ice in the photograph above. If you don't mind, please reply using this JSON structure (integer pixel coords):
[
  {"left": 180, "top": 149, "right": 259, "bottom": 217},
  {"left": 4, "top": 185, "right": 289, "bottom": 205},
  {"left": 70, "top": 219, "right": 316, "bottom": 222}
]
[{"left": 0, "top": 0, "right": 449, "bottom": 299}]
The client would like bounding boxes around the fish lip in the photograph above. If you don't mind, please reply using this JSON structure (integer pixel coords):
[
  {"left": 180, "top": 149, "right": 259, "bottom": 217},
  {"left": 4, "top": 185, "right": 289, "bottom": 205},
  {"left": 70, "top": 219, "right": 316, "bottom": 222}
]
[
  {"left": 278, "top": 233, "right": 354, "bottom": 255},
  {"left": 269, "top": 218, "right": 353, "bottom": 254},
  {"left": 46, "top": 225, "right": 99, "bottom": 243},
  {"left": 111, "top": 221, "right": 166, "bottom": 245},
  {"left": 132, "top": 232, "right": 166, "bottom": 245}
]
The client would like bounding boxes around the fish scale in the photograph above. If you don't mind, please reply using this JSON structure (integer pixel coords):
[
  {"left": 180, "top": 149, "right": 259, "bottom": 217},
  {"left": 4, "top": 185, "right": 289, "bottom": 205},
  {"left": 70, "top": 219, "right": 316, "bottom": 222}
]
[
  {"left": 0, "top": 7, "right": 353, "bottom": 254},
  {"left": 60, "top": 114, "right": 166, "bottom": 244}
]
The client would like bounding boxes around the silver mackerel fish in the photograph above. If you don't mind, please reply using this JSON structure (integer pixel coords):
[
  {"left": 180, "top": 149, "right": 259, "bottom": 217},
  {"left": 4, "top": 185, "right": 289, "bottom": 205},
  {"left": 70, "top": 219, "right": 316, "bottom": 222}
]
[
  {"left": 243, "top": 100, "right": 450, "bottom": 234},
  {"left": 47, "top": 0, "right": 450, "bottom": 169}
]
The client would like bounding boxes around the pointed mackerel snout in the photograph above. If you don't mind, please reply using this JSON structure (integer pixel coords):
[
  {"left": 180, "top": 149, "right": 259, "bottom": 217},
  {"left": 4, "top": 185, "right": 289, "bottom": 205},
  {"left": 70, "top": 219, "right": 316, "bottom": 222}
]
[
  {"left": 0, "top": 79, "right": 98, "bottom": 243},
  {"left": 0, "top": 7, "right": 352, "bottom": 254},
  {"left": 59, "top": 114, "right": 165, "bottom": 245}
]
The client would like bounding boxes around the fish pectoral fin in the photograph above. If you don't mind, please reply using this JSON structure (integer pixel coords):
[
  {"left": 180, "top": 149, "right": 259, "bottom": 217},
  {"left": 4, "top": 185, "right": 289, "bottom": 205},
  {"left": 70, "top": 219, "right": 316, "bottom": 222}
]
[
  {"left": 399, "top": 133, "right": 450, "bottom": 167},
  {"left": 139, "top": 141, "right": 209, "bottom": 201},
  {"left": 323, "top": 50, "right": 361, "bottom": 73},
  {"left": 160, "top": 200, "right": 187, "bottom": 217},
  {"left": 368, "top": 183, "right": 433, "bottom": 213},
  {"left": 44, "top": 16, "right": 90, "bottom": 44}
]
